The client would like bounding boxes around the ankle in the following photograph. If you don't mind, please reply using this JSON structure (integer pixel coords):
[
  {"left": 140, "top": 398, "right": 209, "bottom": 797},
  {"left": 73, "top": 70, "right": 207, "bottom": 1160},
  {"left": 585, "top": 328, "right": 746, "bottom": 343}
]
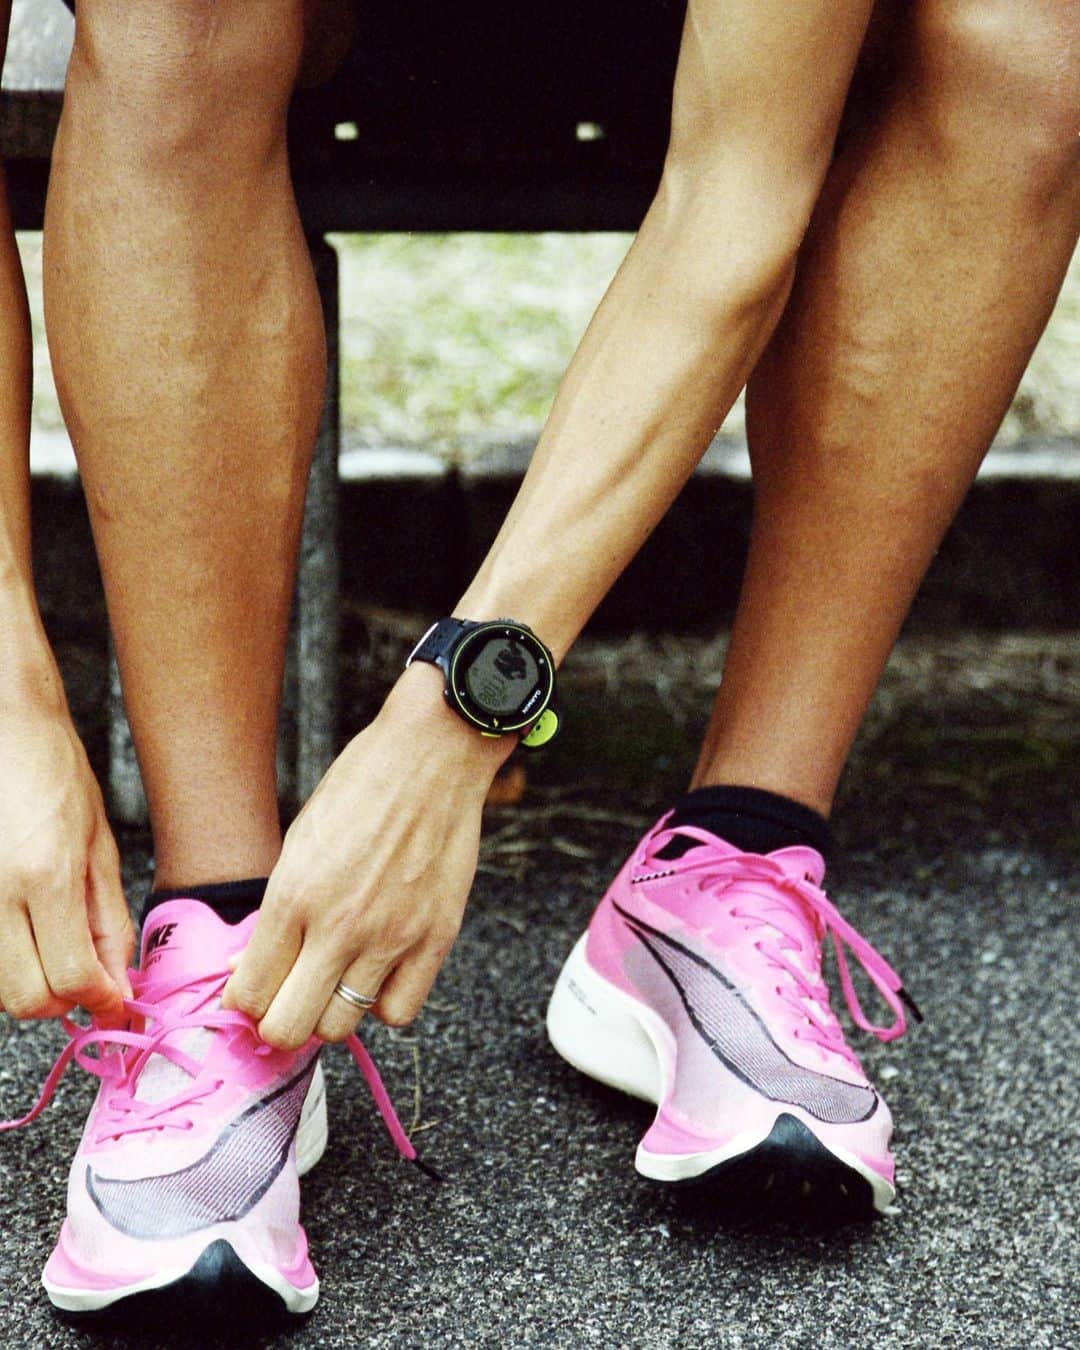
[
  {"left": 692, "top": 757, "right": 836, "bottom": 819},
  {"left": 665, "top": 784, "right": 834, "bottom": 860},
  {"left": 151, "top": 835, "right": 282, "bottom": 893}
]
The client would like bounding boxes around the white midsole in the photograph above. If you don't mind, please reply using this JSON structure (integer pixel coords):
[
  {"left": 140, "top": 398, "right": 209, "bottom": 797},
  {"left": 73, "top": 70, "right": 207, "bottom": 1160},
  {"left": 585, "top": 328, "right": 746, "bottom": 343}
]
[
  {"left": 546, "top": 933, "right": 895, "bottom": 1212},
  {"left": 297, "top": 1060, "right": 328, "bottom": 1177},
  {"left": 547, "top": 934, "right": 669, "bottom": 1105}
]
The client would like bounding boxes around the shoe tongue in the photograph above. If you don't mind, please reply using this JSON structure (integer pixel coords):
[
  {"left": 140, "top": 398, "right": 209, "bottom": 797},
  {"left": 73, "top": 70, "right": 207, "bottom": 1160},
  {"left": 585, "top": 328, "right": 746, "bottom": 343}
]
[
  {"left": 139, "top": 898, "right": 257, "bottom": 983},
  {"left": 739, "top": 847, "right": 829, "bottom": 973},
  {"left": 133, "top": 899, "right": 258, "bottom": 1107}
]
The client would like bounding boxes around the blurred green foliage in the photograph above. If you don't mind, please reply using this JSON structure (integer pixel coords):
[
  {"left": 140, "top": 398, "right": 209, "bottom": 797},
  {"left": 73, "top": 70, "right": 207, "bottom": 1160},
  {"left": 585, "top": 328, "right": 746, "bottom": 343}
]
[{"left": 18, "top": 233, "right": 1079, "bottom": 457}]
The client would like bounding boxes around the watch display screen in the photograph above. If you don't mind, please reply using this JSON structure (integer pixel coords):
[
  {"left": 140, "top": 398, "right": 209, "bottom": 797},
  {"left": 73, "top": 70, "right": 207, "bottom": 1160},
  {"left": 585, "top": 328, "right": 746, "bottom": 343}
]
[{"left": 464, "top": 638, "right": 540, "bottom": 716}]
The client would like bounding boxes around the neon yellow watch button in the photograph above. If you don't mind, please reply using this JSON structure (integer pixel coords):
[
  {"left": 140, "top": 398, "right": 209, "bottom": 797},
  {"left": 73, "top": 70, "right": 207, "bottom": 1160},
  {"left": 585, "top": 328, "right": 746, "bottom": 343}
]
[{"left": 521, "top": 708, "right": 559, "bottom": 749}]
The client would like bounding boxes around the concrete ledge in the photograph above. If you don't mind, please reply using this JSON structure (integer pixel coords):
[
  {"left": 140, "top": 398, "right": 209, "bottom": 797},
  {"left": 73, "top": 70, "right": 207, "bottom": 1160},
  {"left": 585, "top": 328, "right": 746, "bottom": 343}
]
[
  {"left": 455, "top": 436, "right": 1080, "bottom": 631},
  {"left": 31, "top": 434, "right": 1080, "bottom": 638}
]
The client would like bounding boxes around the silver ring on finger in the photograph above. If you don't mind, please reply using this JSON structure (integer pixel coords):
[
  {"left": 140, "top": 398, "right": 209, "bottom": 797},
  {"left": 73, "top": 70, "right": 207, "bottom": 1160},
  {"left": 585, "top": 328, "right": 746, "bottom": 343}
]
[{"left": 333, "top": 979, "right": 379, "bottom": 1011}]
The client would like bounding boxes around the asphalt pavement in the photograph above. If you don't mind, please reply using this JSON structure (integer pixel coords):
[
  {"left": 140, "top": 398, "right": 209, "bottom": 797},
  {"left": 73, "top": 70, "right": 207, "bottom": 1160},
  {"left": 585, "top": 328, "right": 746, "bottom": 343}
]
[{"left": 0, "top": 633, "right": 1076, "bottom": 1349}]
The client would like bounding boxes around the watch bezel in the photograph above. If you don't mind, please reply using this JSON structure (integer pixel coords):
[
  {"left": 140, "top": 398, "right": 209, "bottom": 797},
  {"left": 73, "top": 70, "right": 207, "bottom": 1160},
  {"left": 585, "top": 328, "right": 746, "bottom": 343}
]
[{"left": 445, "top": 622, "right": 555, "bottom": 734}]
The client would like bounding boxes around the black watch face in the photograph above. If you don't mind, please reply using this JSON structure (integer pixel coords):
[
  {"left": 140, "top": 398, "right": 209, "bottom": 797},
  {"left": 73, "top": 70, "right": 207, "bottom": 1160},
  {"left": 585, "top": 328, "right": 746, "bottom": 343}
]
[{"left": 451, "top": 626, "right": 554, "bottom": 731}]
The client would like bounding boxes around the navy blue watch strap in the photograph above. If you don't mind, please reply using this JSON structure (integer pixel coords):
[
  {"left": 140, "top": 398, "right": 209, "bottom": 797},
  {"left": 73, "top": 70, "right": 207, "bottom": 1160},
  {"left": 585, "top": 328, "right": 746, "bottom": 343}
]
[{"left": 406, "top": 617, "right": 474, "bottom": 673}]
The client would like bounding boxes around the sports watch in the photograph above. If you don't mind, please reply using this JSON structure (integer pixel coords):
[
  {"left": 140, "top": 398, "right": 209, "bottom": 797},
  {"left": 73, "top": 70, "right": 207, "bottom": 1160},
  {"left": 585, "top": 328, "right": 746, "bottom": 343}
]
[{"left": 406, "top": 617, "right": 560, "bottom": 750}]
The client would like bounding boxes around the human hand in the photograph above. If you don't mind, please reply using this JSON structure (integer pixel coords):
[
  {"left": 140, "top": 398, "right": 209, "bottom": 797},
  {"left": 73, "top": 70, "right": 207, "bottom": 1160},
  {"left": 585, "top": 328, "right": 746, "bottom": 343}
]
[
  {"left": 223, "top": 665, "right": 511, "bottom": 1048},
  {"left": 0, "top": 699, "right": 133, "bottom": 1025}
]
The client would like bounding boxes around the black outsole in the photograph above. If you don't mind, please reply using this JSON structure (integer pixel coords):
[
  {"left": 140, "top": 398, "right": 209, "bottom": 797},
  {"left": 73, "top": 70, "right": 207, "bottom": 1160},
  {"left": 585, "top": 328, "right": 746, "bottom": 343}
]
[
  {"left": 654, "top": 1112, "right": 880, "bottom": 1223},
  {"left": 56, "top": 1239, "right": 301, "bottom": 1330}
]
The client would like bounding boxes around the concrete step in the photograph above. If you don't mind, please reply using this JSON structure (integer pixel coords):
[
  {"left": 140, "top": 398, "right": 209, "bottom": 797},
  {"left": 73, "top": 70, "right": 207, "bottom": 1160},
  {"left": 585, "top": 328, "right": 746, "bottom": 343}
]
[{"left": 30, "top": 432, "right": 1080, "bottom": 641}]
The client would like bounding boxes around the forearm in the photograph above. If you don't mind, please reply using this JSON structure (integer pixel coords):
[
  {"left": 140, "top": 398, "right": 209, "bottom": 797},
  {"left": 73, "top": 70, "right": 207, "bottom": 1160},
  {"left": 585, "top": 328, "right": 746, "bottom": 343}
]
[
  {"left": 0, "top": 425, "right": 58, "bottom": 712},
  {"left": 455, "top": 0, "right": 874, "bottom": 660},
  {"left": 0, "top": 160, "right": 58, "bottom": 711},
  {"left": 0, "top": 579, "right": 65, "bottom": 716},
  {"left": 455, "top": 175, "right": 796, "bottom": 661}
]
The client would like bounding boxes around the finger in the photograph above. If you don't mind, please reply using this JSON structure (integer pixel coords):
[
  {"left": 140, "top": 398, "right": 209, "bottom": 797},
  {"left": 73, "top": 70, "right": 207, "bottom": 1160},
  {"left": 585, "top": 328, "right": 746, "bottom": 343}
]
[
  {"left": 0, "top": 904, "right": 72, "bottom": 1021},
  {"left": 222, "top": 896, "right": 302, "bottom": 1022},
  {"left": 31, "top": 872, "right": 126, "bottom": 1022},
  {"left": 86, "top": 825, "right": 135, "bottom": 1002},
  {"left": 265, "top": 942, "right": 392, "bottom": 1050},
  {"left": 313, "top": 951, "right": 394, "bottom": 1043},
  {"left": 371, "top": 931, "right": 456, "bottom": 1029}
]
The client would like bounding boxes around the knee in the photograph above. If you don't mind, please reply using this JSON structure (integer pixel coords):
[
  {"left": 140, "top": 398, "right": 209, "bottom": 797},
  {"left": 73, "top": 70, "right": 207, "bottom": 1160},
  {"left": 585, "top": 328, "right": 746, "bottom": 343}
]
[
  {"left": 66, "top": 1, "right": 307, "bottom": 163},
  {"left": 916, "top": 0, "right": 1079, "bottom": 200}
]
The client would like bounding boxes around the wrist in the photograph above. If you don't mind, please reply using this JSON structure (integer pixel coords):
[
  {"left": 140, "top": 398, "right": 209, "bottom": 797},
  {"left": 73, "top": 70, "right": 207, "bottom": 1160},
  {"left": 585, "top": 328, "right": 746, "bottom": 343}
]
[
  {"left": 0, "top": 587, "right": 66, "bottom": 717},
  {"left": 381, "top": 663, "right": 517, "bottom": 775}
]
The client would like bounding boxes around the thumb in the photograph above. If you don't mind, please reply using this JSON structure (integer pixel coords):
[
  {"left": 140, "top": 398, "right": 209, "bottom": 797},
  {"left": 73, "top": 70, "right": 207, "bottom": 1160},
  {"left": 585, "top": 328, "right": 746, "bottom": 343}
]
[{"left": 86, "top": 827, "right": 135, "bottom": 1000}]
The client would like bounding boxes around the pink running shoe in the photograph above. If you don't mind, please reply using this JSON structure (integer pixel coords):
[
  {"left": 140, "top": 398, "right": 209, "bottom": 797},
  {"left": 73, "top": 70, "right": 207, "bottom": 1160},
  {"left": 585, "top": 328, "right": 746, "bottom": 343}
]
[
  {"left": 547, "top": 818, "right": 919, "bottom": 1216},
  {"left": 2, "top": 899, "right": 419, "bottom": 1315}
]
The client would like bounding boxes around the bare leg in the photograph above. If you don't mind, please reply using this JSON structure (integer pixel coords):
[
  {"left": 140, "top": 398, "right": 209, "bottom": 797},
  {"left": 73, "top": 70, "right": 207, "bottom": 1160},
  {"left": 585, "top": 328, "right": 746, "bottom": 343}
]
[
  {"left": 694, "top": 0, "right": 1080, "bottom": 813},
  {"left": 44, "top": 0, "right": 327, "bottom": 886}
]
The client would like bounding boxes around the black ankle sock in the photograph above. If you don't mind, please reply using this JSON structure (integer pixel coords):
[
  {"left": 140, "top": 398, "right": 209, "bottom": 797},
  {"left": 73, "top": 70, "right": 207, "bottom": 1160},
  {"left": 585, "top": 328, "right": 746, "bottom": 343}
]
[
  {"left": 141, "top": 877, "right": 269, "bottom": 929},
  {"left": 657, "top": 785, "right": 834, "bottom": 861}
]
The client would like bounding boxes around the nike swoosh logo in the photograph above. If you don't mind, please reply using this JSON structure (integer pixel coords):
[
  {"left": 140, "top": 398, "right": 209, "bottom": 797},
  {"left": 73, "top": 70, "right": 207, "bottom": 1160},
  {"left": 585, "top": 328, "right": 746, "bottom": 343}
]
[
  {"left": 87, "top": 1056, "right": 318, "bottom": 1241},
  {"left": 613, "top": 900, "right": 877, "bottom": 1125}
]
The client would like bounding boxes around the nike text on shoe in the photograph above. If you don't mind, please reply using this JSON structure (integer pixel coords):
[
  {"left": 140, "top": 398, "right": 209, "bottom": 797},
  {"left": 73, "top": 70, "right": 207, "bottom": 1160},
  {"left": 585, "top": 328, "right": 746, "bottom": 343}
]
[
  {"left": 2, "top": 899, "right": 422, "bottom": 1316},
  {"left": 547, "top": 818, "right": 920, "bottom": 1217}
]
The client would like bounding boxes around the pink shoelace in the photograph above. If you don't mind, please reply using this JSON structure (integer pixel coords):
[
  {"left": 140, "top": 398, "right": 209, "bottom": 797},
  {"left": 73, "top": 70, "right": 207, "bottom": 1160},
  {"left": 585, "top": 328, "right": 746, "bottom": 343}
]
[
  {"left": 0, "top": 965, "right": 423, "bottom": 1169},
  {"left": 644, "top": 828, "right": 921, "bottom": 1067}
]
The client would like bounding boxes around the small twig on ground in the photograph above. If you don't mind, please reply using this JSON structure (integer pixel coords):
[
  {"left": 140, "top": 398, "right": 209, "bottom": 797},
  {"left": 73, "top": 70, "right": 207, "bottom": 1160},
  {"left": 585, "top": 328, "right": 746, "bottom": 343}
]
[
  {"left": 482, "top": 837, "right": 542, "bottom": 855},
  {"left": 385, "top": 1029, "right": 418, "bottom": 1046},
  {"left": 551, "top": 836, "right": 598, "bottom": 859},
  {"left": 410, "top": 1042, "right": 423, "bottom": 1136},
  {"left": 490, "top": 908, "right": 528, "bottom": 935},
  {"left": 476, "top": 862, "right": 529, "bottom": 880}
]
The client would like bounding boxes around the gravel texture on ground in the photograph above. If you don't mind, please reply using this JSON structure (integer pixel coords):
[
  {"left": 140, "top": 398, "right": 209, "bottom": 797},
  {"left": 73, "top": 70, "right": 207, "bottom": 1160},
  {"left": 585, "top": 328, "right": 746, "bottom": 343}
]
[{"left": 0, "top": 625, "right": 1076, "bottom": 1348}]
